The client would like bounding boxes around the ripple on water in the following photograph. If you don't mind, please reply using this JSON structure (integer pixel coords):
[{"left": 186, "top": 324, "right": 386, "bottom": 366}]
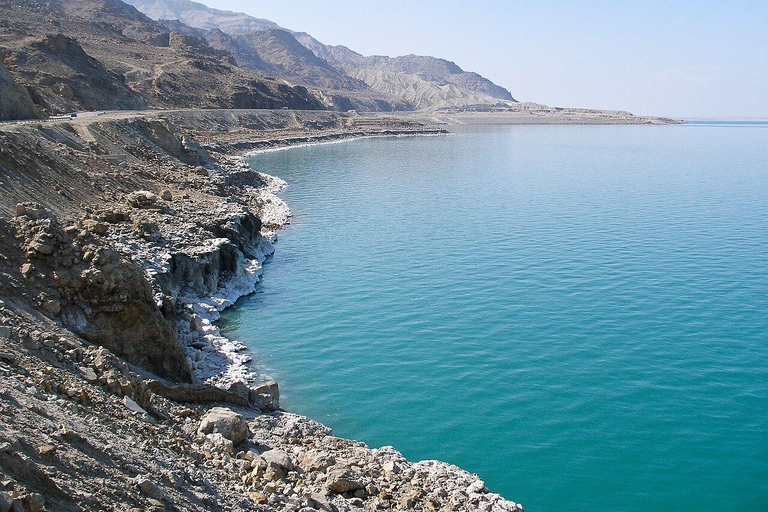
[{"left": 221, "top": 124, "right": 768, "bottom": 512}]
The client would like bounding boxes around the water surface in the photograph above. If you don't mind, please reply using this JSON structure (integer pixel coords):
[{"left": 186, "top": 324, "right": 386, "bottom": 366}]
[{"left": 222, "top": 123, "right": 768, "bottom": 512}]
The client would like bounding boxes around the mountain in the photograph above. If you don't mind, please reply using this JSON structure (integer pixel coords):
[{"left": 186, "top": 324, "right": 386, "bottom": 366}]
[
  {"left": 317, "top": 47, "right": 516, "bottom": 109},
  {"left": 0, "top": 0, "right": 323, "bottom": 118},
  {"left": 124, "top": 0, "right": 517, "bottom": 110},
  {"left": 125, "top": 0, "right": 283, "bottom": 33}
]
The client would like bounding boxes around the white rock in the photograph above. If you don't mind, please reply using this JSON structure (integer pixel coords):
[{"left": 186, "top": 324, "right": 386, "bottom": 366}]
[{"left": 198, "top": 407, "right": 249, "bottom": 445}]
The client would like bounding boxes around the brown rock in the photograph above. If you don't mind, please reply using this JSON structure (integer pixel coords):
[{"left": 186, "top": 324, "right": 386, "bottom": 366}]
[{"left": 248, "top": 492, "right": 267, "bottom": 504}]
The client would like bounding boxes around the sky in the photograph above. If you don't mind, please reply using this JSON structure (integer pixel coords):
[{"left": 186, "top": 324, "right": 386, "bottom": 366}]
[{"left": 203, "top": 0, "right": 768, "bottom": 118}]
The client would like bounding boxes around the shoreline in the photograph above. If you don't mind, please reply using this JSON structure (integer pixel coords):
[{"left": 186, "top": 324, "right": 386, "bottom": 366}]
[{"left": 0, "top": 108, "right": 532, "bottom": 511}]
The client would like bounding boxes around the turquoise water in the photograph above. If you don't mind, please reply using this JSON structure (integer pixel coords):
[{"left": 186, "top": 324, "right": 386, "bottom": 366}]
[{"left": 221, "top": 123, "right": 768, "bottom": 512}]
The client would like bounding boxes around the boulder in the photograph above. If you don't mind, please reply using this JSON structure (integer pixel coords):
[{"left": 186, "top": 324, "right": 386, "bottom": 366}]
[
  {"left": 126, "top": 191, "right": 162, "bottom": 210},
  {"left": 198, "top": 407, "right": 248, "bottom": 445},
  {"left": 250, "top": 380, "right": 279, "bottom": 411},
  {"left": 261, "top": 449, "right": 294, "bottom": 472}
]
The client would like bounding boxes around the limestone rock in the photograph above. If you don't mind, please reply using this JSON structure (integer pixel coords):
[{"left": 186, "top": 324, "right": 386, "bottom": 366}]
[
  {"left": 250, "top": 380, "right": 279, "bottom": 411},
  {"left": 198, "top": 407, "right": 248, "bottom": 445},
  {"left": 326, "top": 465, "right": 366, "bottom": 494},
  {"left": 261, "top": 449, "right": 294, "bottom": 472}
]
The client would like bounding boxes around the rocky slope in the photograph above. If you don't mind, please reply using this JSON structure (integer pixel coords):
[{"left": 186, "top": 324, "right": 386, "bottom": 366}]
[
  {"left": 0, "top": 0, "right": 323, "bottom": 119},
  {"left": 0, "top": 109, "right": 525, "bottom": 511},
  {"left": 316, "top": 46, "right": 516, "bottom": 110},
  {"left": 123, "top": 0, "right": 517, "bottom": 110}
]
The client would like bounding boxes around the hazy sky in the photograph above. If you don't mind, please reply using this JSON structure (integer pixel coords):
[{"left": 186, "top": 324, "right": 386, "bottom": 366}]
[{"left": 203, "top": 0, "right": 767, "bottom": 118}]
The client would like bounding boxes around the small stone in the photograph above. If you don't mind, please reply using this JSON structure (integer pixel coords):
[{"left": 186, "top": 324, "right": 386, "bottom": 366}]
[
  {"left": 38, "top": 445, "right": 56, "bottom": 456},
  {"left": 248, "top": 492, "right": 268, "bottom": 504},
  {"left": 57, "top": 426, "right": 76, "bottom": 441},
  {"left": 123, "top": 396, "right": 148, "bottom": 415},
  {"left": 382, "top": 460, "right": 401, "bottom": 475},
  {"left": 42, "top": 300, "right": 61, "bottom": 315},
  {"left": 261, "top": 449, "right": 294, "bottom": 472},
  {"left": 79, "top": 367, "right": 98, "bottom": 382},
  {"left": 20, "top": 264, "right": 33, "bottom": 278},
  {"left": 0, "top": 352, "right": 14, "bottom": 364},
  {"left": 160, "top": 190, "right": 172, "bottom": 201},
  {"left": 326, "top": 465, "right": 365, "bottom": 494},
  {"left": 0, "top": 327, "right": 10, "bottom": 339},
  {"left": 29, "top": 241, "right": 55, "bottom": 255},
  {"left": 134, "top": 477, "right": 163, "bottom": 500}
]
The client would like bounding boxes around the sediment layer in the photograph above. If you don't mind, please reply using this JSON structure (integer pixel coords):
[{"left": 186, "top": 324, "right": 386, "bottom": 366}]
[{"left": 0, "top": 109, "right": 524, "bottom": 511}]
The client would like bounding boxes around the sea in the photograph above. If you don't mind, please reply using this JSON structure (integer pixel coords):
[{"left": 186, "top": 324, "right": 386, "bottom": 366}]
[{"left": 220, "top": 121, "right": 768, "bottom": 512}]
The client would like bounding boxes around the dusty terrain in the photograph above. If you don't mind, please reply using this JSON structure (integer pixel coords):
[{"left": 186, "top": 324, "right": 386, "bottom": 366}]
[{"left": 0, "top": 109, "right": 527, "bottom": 511}]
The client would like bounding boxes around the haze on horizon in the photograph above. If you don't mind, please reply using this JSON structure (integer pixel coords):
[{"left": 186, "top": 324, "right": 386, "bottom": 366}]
[{"left": 202, "top": 0, "right": 767, "bottom": 119}]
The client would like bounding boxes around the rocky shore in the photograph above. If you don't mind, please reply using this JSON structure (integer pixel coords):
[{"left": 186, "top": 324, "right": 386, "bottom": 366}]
[{"left": 0, "top": 109, "right": 524, "bottom": 511}]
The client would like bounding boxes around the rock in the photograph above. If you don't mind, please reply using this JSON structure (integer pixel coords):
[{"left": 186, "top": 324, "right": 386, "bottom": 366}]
[
  {"left": 160, "top": 190, "right": 173, "bottom": 201},
  {"left": 134, "top": 477, "right": 163, "bottom": 500},
  {"left": 467, "top": 480, "right": 486, "bottom": 494},
  {"left": 123, "top": 396, "right": 147, "bottom": 415},
  {"left": 126, "top": 191, "right": 161, "bottom": 210},
  {"left": 20, "top": 264, "right": 33, "bottom": 279},
  {"left": 29, "top": 241, "right": 54, "bottom": 255},
  {"left": 0, "top": 353, "right": 14, "bottom": 364},
  {"left": 382, "top": 460, "right": 401, "bottom": 475},
  {"left": 37, "top": 445, "right": 56, "bottom": 456},
  {"left": 79, "top": 367, "right": 98, "bottom": 382},
  {"left": 202, "top": 433, "right": 233, "bottom": 455},
  {"left": 261, "top": 449, "right": 294, "bottom": 472},
  {"left": 248, "top": 492, "right": 268, "bottom": 504},
  {"left": 250, "top": 380, "right": 279, "bottom": 411},
  {"left": 83, "top": 219, "right": 109, "bottom": 236},
  {"left": 0, "top": 327, "right": 11, "bottom": 339},
  {"left": 23, "top": 493, "right": 45, "bottom": 512},
  {"left": 42, "top": 299, "right": 61, "bottom": 315},
  {"left": 198, "top": 407, "right": 248, "bottom": 445},
  {"left": 301, "top": 450, "right": 335, "bottom": 473},
  {"left": 326, "top": 465, "right": 366, "bottom": 494},
  {"left": 0, "top": 491, "right": 11, "bottom": 512},
  {"left": 57, "top": 426, "right": 76, "bottom": 441}
]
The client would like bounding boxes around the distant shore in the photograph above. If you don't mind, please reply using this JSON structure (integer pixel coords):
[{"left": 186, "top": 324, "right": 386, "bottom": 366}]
[{"left": 394, "top": 106, "right": 683, "bottom": 125}]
